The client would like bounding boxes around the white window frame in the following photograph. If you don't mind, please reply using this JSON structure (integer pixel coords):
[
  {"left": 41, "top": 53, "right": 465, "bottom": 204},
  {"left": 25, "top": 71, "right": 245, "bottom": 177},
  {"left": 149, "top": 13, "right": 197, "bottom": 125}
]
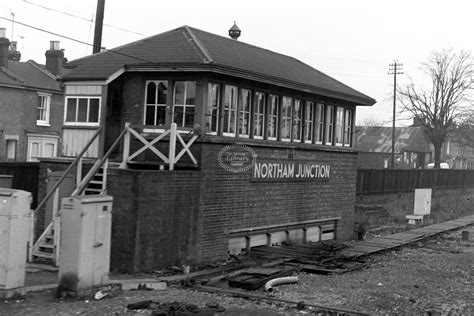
[
  {"left": 173, "top": 81, "right": 196, "bottom": 128},
  {"left": 293, "top": 99, "right": 303, "bottom": 142},
  {"left": 325, "top": 105, "right": 334, "bottom": 145},
  {"left": 315, "top": 103, "right": 324, "bottom": 144},
  {"left": 268, "top": 95, "right": 279, "bottom": 140},
  {"left": 223, "top": 85, "right": 238, "bottom": 136},
  {"left": 37, "top": 93, "right": 51, "bottom": 126},
  {"left": 27, "top": 135, "right": 58, "bottom": 162},
  {"left": 207, "top": 83, "right": 220, "bottom": 135},
  {"left": 239, "top": 88, "right": 252, "bottom": 138},
  {"left": 253, "top": 92, "right": 266, "bottom": 139},
  {"left": 281, "top": 97, "right": 292, "bottom": 142},
  {"left": 343, "top": 109, "right": 353, "bottom": 147},
  {"left": 64, "top": 96, "right": 101, "bottom": 126},
  {"left": 144, "top": 80, "right": 168, "bottom": 127},
  {"left": 335, "top": 107, "right": 345, "bottom": 146},
  {"left": 304, "top": 101, "right": 314, "bottom": 144}
]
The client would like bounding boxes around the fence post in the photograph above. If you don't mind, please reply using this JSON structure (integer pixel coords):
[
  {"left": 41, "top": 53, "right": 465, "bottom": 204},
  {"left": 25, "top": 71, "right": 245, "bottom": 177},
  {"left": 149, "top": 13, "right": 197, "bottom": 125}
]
[
  {"left": 120, "top": 123, "right": 131, "bottom": 169},
  {"left": 168, "top": 123, "right": 177, "bottom": 171}
]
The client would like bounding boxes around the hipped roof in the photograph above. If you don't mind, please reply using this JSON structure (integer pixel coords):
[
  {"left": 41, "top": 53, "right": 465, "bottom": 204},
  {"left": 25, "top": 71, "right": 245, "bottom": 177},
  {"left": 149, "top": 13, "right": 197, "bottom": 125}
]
[{"left": 64, "top": 26, "right": 375, "bottom": 106}]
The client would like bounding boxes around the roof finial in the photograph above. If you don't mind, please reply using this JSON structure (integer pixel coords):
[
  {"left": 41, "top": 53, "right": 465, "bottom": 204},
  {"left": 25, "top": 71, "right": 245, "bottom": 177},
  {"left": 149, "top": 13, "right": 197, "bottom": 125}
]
[{"left": 229, "top": 21, "right": 241, "bottom": 40}]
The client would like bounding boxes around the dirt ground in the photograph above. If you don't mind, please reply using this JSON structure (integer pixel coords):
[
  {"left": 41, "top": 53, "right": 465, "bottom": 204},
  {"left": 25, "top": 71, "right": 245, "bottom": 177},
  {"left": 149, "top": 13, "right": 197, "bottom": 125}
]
[{"left": 1, "top": 226, "right": 472, "bottom": 315}]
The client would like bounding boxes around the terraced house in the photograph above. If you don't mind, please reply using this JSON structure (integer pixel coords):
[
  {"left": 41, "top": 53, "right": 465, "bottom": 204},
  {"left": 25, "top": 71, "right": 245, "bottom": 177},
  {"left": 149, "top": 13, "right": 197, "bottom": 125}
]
[
  {"left": 0, "top": 28, "right": 66, "bottom": 162},
  {"left": 42, "top": 25, "right": 375, "bottom": 272}
]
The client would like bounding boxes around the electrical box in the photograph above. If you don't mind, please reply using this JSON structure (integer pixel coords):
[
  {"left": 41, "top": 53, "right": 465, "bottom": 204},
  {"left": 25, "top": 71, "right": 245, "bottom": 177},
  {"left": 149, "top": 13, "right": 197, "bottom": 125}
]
[
  {"left": 0, "top": 189, "right": 32, "bottom": 294},
  {"left": 58, "top": 195, "right": 113, "bottom": 291},
  {"left": 414, "top": 188, "right": 431, "bottom": 216}
]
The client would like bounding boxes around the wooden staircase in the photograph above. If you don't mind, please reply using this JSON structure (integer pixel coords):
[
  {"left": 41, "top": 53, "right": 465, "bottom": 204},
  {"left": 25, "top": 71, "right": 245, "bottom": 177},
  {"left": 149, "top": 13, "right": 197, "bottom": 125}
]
[{"left": 30, "top": 158, "right": 110, "bottom": 266}]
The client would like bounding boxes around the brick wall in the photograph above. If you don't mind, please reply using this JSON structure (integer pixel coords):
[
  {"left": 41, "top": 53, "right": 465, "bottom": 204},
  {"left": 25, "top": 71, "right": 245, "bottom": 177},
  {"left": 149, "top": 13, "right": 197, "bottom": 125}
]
[{"left": 108, "top": 142, "right": 358, "bottom": 272}]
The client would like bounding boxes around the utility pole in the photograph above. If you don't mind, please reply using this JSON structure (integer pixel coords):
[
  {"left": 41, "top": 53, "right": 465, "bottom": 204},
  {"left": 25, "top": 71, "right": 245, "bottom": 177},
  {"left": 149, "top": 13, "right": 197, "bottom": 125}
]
[
  {"left": 93, "top": 0, "right": 105, "bottom": 54},
  {"left": 388, "top": 61, "right": 403, "bottom": 169}
]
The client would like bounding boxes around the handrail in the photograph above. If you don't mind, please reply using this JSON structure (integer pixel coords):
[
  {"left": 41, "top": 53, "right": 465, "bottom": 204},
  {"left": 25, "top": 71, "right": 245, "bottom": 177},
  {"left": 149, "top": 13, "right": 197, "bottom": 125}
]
[
  {"left": 33, "top": 127, "right": 103, "bottom": 213},
  {"left": 72, "top": 125, "right": 128, "bottom": 196}
]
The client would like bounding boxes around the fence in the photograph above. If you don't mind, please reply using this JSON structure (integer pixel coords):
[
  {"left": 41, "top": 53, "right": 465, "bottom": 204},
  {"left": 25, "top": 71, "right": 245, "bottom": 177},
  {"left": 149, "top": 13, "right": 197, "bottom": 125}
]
[
  {"left": 0, "top": 162, "right": 40, "bottom": 208},
  {"left": 357, "top": 168, "right": 474, "bottom": 195}
]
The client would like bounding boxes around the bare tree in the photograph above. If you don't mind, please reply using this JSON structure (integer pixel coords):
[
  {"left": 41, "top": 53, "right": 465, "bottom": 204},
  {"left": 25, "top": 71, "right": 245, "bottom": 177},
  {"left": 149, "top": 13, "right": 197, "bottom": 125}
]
[
  {"left": 398, "top": 49, "right": 474, "bottom": 168},
  {"left": 358, "top": 117, "right": 384, "bottom": 127}
]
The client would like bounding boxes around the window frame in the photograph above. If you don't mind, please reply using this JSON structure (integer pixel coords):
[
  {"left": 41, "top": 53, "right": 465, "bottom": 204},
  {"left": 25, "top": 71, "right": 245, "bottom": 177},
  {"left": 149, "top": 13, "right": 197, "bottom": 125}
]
[
  {"left": 37, "top": 93, "right": 51, "bottom": 126},
  {"left": 64, "top": 96, "right": 101, "bottom": 126},
  {"left": 335, "top": 107, "right": 345, "bottom": 146},
  {"left": 144, "top": 80, "right": 168, "bottom": 127},
  {"left": 206, "top": 82, "right": 220, "bottom": 135},
  {"left": 253, "top": 91, "right": 266, "bottom": 139},
  {"left": 304, "top": 101, "right": 315, "bottom": 144},
  {"left": 239, "top": 88, "right": 252, "bottom": 138},
  {"left": 268, "top": 94, "right": 279, "bottom": 140},
  {"left": 325, "top": 105, "right": 335, "bottom": 145},
  {"left": 173, "top": 81, "right": 196, "bottom": 128},
  {"left": 293, "top": 99, "right": 303, "bottom": 142},
  {"left": 223, "top": 85, "right": 238, "bottom": 137},
  {"left": 315, "top": 103, "right": 324, "bottom": 144},
  {"left": 343, "top": 108, "right": 353, "bottom": 147},
  {"left": 281, "top": 96, "right": 293, "bottom": 142}
]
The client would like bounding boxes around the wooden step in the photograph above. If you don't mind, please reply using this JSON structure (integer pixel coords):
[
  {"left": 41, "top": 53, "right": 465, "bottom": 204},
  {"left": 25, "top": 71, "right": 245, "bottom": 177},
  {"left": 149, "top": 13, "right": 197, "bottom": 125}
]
[{"left": 33, "top": 251, "right": 55, "bottom": 259}]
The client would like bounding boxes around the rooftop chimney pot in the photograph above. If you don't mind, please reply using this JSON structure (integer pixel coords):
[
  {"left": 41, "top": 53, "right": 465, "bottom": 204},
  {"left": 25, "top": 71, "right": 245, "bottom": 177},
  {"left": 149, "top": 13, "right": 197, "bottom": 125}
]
[
  {"left": 228, "top": 22, "right": 241, "bottom": 40},
  {"left": 50, "top": 40, "right": 60, "bottom": 50},
  {"left": 0, "top": 28, "right": 6, "bottom": 38},
  {"left": 0, "top": 29, "right": 10, "bottom": 67}
]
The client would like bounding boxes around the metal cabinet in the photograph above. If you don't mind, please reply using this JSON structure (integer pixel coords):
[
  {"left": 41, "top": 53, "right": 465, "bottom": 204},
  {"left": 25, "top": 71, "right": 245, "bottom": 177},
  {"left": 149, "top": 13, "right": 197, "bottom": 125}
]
[
  {"left": 58, "top": 195, "right": 112, "bottom": 291},
  {"left": 0, "top": 189, "right": 32, "bottom": 293}
]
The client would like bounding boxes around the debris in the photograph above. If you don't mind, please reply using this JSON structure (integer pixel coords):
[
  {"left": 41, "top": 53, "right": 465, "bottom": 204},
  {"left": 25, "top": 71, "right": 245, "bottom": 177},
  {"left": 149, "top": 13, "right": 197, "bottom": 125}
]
[
  {"left": 94, "top": 290, "right": 108, "bottom": 300},
  {"left": 127, "top": 300, "right": 153, "bottom": 310},
  {"left": 264, "top": 276, "right": 298, "bottom": 292}
]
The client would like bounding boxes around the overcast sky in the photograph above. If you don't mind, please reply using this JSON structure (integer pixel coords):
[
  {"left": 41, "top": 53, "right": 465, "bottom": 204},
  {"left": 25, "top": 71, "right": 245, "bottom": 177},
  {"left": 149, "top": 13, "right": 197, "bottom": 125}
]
[{"left": 1, "top": 0, "right": 473, "bottom": 126}]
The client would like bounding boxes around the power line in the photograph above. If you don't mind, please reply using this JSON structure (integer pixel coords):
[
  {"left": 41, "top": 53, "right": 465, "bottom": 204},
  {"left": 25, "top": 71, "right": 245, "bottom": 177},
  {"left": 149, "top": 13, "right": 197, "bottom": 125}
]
[
  {"left": 0, "top": 16, "right": 154, "bottom": 64},
  {"left": 23, "top": 0, "right": 146, "bottom": 36}
]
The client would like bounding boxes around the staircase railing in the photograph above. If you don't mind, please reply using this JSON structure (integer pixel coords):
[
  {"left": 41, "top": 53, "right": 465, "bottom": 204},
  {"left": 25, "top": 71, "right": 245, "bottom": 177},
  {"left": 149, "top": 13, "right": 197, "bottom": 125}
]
[{"left": 29, "top": 127, "right": 102, "bottom": 263}]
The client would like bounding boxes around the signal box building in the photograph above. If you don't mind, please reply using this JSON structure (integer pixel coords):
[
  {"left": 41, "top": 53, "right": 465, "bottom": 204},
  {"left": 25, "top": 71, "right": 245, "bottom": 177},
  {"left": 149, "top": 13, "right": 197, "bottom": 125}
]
[{"left": 56, "top": 25, "right": 375, "bottom": 272}]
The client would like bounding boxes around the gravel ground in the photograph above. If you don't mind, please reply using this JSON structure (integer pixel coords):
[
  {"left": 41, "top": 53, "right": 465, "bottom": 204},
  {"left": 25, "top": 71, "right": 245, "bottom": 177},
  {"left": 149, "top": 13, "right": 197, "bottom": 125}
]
[{"left": 1, "top": 226, "right": 472, "bottom": 315}]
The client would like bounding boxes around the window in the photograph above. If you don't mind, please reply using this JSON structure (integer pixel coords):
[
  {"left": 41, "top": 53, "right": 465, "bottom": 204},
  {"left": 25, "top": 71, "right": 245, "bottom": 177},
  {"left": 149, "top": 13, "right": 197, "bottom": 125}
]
[
  {"left": 144, "top": 81, "right": 168, "bottom": 126},
  {"left": 343, "top": 109, "right": 353, "bottom": 146},
  {"left": 37, "top": 93, "right": 51, "bottom": 126},
  {"left": 315, "top": 103, "right": 324, "bottom": 143},
  {"left": 281, "top": 97, "right": 292, "bottom": 141},
  {"left": 325, "top": 105, "right": 334, "bottom": 144},
  {"left": 253, "top": 92, "right": 265, "bottom": 139},
  {"left": 304, "top": 101, "right": 314, "bottom": 143},
  {"left": 207, "top": 83, "right": 220, "bottom": 134},
  {"left": 27, "top": 135, "right": 58, "bottom": 162},
  {"left": 335, "top": 107, "right": 345, "bottom": 145},
  {"left": 223, "top": 85, "right": 238, "bottom": 136},
  {"left": 6, "top": 139, "right": 16, "bottom": 161},
  {"left": 293, "top": 100, "right": 303, "bottom": 142},
  {"left": 239, "top": 89, "right": 252, "bottom": 137},
  {"left": 268, "top": 95, "right": 279, "bottom": 140},
  {"left": 173, "top": 81, "right": 196, "bottom": 128},
  {"left": 65, "top": 97, "right": 101, "bottom": 125}
]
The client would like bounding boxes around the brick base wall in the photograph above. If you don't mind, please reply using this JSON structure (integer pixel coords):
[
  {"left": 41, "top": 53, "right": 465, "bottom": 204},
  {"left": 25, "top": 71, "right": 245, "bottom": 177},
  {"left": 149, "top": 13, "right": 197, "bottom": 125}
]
[{"left": 108, "top": 142, "right": 358, "bottom": 272}]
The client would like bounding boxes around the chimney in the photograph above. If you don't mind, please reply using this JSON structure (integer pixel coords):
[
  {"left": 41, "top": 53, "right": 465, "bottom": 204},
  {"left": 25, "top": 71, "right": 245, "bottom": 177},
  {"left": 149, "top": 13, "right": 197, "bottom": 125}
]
[
  {"left": 228, "top": 22, "right": 241, "bottom": 40},
  {"left": 0, "top": 28, "right": 10, "bottom": 68},
  {"left": 8, "top": 41, "right": 21, "bottom": 61},
  {"left": 45, "top": 41, "right": 64, "bottom": 76}
]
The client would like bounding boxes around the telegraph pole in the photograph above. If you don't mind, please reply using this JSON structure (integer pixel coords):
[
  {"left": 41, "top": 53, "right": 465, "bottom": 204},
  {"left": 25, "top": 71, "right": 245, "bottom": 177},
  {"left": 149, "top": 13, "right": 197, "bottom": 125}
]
[
  {"left": 388, "top": 61, "right": 403, "bottom": 168},
  {"left": 93, "top": 0, "right": 105, "bottom": 54}
]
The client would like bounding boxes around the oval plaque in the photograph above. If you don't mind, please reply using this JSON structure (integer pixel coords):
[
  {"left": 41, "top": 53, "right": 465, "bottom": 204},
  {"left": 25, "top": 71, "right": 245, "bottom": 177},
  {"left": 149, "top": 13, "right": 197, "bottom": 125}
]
[{"left": 217, "top": 145, "right": 257, "bottom": 173}]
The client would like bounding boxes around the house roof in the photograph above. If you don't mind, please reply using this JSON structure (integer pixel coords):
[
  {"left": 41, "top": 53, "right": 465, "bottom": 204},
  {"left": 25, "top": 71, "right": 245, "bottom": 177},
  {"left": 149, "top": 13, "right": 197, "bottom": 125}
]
[
  {"left": 64, "top": 26, "right": 375, "bottom": 106},
  {"left": 355, "top": 126, "right": 433, "bottom": 154},
  {"left": 0, "top": 60, "right": 62, "bottom": 92}
]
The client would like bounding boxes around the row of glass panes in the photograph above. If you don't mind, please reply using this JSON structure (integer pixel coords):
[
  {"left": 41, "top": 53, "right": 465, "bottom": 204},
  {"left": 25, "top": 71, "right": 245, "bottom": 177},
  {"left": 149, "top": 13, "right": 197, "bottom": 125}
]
[
  {"left": 207, "top": 83, "right": 353, "bottom": 146},
  {"left": 143, "top": 80, "right": 353, "bottom": 147}
]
